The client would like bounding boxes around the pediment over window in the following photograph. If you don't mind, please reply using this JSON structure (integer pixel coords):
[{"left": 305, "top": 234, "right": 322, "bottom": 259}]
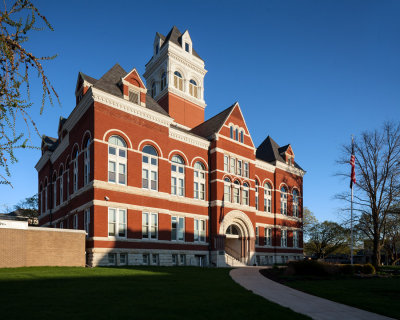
[{"left": 121, "top": 68, "right": 147, "bottom": 107}]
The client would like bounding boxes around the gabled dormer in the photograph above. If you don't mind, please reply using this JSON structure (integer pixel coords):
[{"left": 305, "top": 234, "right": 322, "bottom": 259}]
[
  {"left": 121, "top": 68, "right": 147, "bottom": 107},
  {"left": 279, "top": 145, "right": 295, "bottom": 166},
  {"left": 181, "top": 30, "right": 192, "bottom": 54},
  {"left": 153, "top": 32, "right": 165, "bottom": 56},
  {"left": 75, "top": 72, "right": 97, "bottom": 105}
]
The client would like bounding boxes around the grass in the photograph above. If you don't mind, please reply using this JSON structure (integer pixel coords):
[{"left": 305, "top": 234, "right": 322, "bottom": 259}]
[
  {"left": 261, "top": 268, "right": 400, "bottom": 319},
  {"left": 0, "top": 267, "right": 310, "bottom": 320}
]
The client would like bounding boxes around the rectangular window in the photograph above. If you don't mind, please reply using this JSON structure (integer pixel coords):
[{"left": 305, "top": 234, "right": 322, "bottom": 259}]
[
  {"left": 171, "top": 177, "right": 177, "bottom": 195},
  {"left": 233, "top": 187, "right": 240, "bottom": 204},
  {"left": 142, "top": 254, "right": 149, "bottom": 265},
  {"left": 180, "top": 254, "right": 186, "bottom": 266},
  {"left": 108, "top": 208, "right": 126, "bottom": 238},
  {"left": 171, "top": 216, "right": 184, "bottom": 241},
  {"left": 237, "top": 160, "right": 242, "bottom": 176},
  {"left": 108, "top": 253, "right": 116, "bottom": 265},
  {"left": 73, "top": 214, "right": 78, "bottom": 230},
  {"left": 59, "top": 176, "right": 63, "bottom": 204},
  {"left": 172, "top": 254, "right": 178, "bottom": 266},
  {"left": 84, "top": 208, "right": 90, "bottom": 237},
  {"left": 60, "top": 221, "right": 64, "bottom": 229},
  {"left": 244, "top": 162, "right": 249, "bottom": 177},
  {"left": 142, "top": 212, "right": 158, "bottom": 239},
  {"left": 293, "top": 230, "right": 298, "bottom": 248},
  {"left": 264, "top": 227, "right": 272, "bottom": 246},
  {"left": 230, "top": 158, "right": 235, "bottom": 174},
  {"left": 230, "top": 126, "right": 233, "bottom": 139},
  {"left": 185, "top": 42, "right": 190, "bottom": 52},
  {"left": 152, "top": 254, "right": 159, "bottom": 265},
  {"left": 120, "top": 253, "right": 127, "bottom": 265},
  {"left": 128, "top": 90, "right": 139, "bottom": 104},
  {"left": 109, "top": 161, "right": 116, "bottom": 183},
  {"left": 53, "top": 182, "right": 57, "bottom": 208},
  {"left": 118, "top": 163, "right": 126, "bottom": 184},
  {"left": 224, "top": 155, "right": 229, "bottom": 172},
  {"left": 281, "top": 229, "right": 287, "bottom": 247},
  {"left": 224, "top": 184, "right": 231, "bottom": 202},
  {"left": 194, "top": 219, "right": 206, "bottom": 242},
  {"left": 242, "top": 189, "right": 249, "bottom": 205}
]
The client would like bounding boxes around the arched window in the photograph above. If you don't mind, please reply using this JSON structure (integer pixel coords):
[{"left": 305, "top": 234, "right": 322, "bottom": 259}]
[
  {"left": 224, "top": 177, "right": 231, "bottom": 202},
  {"left": 84, "top": 139, "right": 90, "bottom": 186},
  {"left": 39, "top": 184, "right": 43, "bottom": 214},
  {"left": 255, "top": 180, "right": 259, "bottom": 210},
  {"left": 240, "top": 130, "right": 244, "bottom": 143},
  {"left": 281, "top": 187, "right": 287, "bottom": 215},
  {"left": 161, "top": 72, "right": 167, "bottom": 91},
  {"left": 44, "top": 179, "right": 48, "bottom": 213},
  {"left": 194, "top": 162, "right": 206, "bottom": 200},
  {"left": 66, "top": 157, "right": 70, "bottom": 199},
  {"left": 171, "top": 155, "right": 185, "bottom": 196},
  {"left": 235, "top": 128, "right": 239, "bottom": 141},
  {"left": 151, "top": 82, "right": 156, "bottom": 98},
  {"left": 230, "top": 126, "right": 233, "bottom": 139},
  {"left": 242, "top": 182, "right": 249, "bottom": 206},
  {"left": 173, "top": 71, "right": 183, "bottom": 91},
  {"left": 52, "top": 173, "right": 57, "bottom": 208},
  {"left": 73, "top": 150, "right": 79, "bottom": 192},
  {"left": 189, "top": 79, "right": 198, "bottom": 98},
  {"left": 293, "top": 189, "right": 299, "bottom": 217},
  {"left": 108, "top": 136, "right": 127, "bottom": 185},
  {"left": 233, "top": 180, "right": 240, "bottom": 204},
  {"left": 142, "top": 145, "right": 158, "bottom": 190},
  {"left": 59, "top": 167, "right": 63, "bottom": 204},
  {"left": 264, "top": 183, "right": 272, "bottom": 213}
]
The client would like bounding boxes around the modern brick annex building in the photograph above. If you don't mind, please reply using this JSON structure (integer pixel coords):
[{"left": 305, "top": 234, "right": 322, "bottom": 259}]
[{"left": 36, "top": 26, "right": 305, "bottom": 267}]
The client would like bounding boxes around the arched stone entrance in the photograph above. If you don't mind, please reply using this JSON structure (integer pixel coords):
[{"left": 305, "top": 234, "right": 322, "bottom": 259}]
[{"left": 219, "top": 210, "right": 255, "bottom": 266}]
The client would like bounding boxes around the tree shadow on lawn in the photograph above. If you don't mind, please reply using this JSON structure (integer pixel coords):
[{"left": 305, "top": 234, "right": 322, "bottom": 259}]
[{"left": 0, "top": 266, "right": 310, "bottom": 320}]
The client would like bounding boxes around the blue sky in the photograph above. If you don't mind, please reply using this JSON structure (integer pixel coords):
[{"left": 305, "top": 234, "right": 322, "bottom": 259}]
[{"left": 2, "top": 0, "right": 400, "bottom": 222}]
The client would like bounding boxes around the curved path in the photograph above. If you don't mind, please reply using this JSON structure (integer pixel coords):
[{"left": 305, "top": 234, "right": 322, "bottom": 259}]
[{"left": 230, "top": 267, "right": 394, "bottom": 320}]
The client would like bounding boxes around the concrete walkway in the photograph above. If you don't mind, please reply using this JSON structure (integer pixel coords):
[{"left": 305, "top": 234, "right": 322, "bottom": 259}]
[{"left": 230, "top": 267, "right": 394, "bottom": 320}]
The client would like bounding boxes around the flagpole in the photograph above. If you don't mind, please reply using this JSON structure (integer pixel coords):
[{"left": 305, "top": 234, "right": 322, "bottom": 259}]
[
  {"left": 351, "top": 182, "right": 354, "bottom": 265},
  {"left": 350, "top": 135, "right": 354, "bottom": 265}
]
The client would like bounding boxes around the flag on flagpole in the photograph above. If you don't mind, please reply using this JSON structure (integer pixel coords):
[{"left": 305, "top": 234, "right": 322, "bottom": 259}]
[{"left": 350, "top": 139, "right": 356, "bottom": 188}]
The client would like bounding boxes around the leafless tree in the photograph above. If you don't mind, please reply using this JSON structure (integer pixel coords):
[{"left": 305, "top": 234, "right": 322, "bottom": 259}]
[{"left": 337, "top": 122, "right": 400, "bottom": 267}]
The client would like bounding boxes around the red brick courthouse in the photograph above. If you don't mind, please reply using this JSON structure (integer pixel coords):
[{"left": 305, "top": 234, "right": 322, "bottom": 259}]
[{"left": 36, "top": 27, "right": 305, "bottom": 267}]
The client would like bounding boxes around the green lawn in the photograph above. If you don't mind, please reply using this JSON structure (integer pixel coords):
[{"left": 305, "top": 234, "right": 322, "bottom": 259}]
[
  {"left": 261, "top": 269, "right": 400, "bottom": 319},
  {"left": 0, "top": 267, "right": 309, "bottom": 320}
]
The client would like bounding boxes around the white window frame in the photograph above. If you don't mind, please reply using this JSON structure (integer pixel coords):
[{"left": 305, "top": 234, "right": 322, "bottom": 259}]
[
  {"left": 264, "top": 183, "right": 272, "bottom": 213},
  {"left": 255, "top": 180, "right": 259, "bottom": 210},
  {"left": 237, "top": 160, "right": 242, "bottom": 176},
  {"left": 194, "top": 162, "right": 206, "bottom": 200},
  {"left": 108, "top": 208, "right": 127, "bottom": 238},
  {"left": 171, "top": 155, "right": 185, "bottom": 197},
  {"left": 189, "top": 79, "right": 198, "bottom": 98},
  {"left": 244, "top": 162, "right": 249, "bottom": 178},
  {"left": 171, "top": 216, "right": 185, "bottom": 241},
  {"left": 242, "top": 183, "right": 249, "bottom": 206},
  {"left": 142, "top": 146, "right": 158, "bottom": 191},
  {"left": 73, "top": 152, "right": 78, "bottom": 193},
  {"left": 264, "top": 227, "right": 272, "bottom": 246},
  {"left": 230, "top": 157, "right": 235, "bottom": 174},
  {"left": 293, "top": 190, "right": 299, "bottom": 217},
  {"left": 224, "top": 155, "right": 229, "bottom": 172},
  {"left": 128, "top": 88, "right": 139, "bottom": 104},
  {"left": 281, "top": 187, "right": 287, "bottom": 215},
  {"left": 73, "top": 214, "right": 78, "bottom": 230},
  {"left": 194, "top": 219, "right": 206, "bottom": 242},
  {"left": 44, "top": 185, "right": 47, "bottom": 212},
  {"left": 233, "top": 181, "right": 240, "bottom": 204},
  {"left": 255, "top": 226, "right": 259, "bottom": 245},
  {"left": 84, "top": 139, "right": 90, "bottom": 185},
  {"left": 66, "top": 170, "right": 70, "bottom": 199},
  {"left": 53, "top": 178, "right": 57, "bottom": 208},
  {"left": 173, "top": 71, "right": 183, "bottom": 91},
  {"left": 224, "top": 178, "right": 231, "bottom": 203},
  {"left": 293, "top": 230, "right": 298, "bottom": 248},
  {"left": 84, "top": 208, "right": 90, "bottom": 237},
  {"left": 281, "top": 229, "right": 287, "bottom": 247},
  {"left": 108, "top": 136, "right": 127, "bottom": 185},
  {"left": 59, "top": 174, "right": 63, "bottom": 204},
  {"left": 142, "top": 212, "right": 158, "bottom": 240}
]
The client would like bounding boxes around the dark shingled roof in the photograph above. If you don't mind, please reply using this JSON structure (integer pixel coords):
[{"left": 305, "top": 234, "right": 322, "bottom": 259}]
[
  {"left": 256, "top": 136, "right": 304, "bottom": 170},
  {"left": 80, "top": 64, "right": 170, "bottom": 118},
  {"left": 160, "top": 26, "right": 203, "bottom": 61},
  {"left": 80, "top": 72, "right": 97, "bottom": 85},
  {"left": 42, "top": 135, "right": 58, "bottom": 151},
  {"left": 190, "top": 103, "right": 236, "bottom": 139}
]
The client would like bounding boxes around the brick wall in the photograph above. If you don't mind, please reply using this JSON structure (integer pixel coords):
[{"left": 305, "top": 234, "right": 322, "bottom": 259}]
[{"left": 0, "top": 227, "right": 86, "bottom": 268}]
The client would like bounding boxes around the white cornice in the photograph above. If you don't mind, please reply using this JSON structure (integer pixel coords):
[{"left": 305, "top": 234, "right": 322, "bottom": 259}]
[
  {"left": 50, "top": 134, "right": 69, "bottom": 163},
  {"left": 255, "top": 159, "right": 275, "bottom": 173},
  {"left": 92, "top": 88, "right": 174, "bottom": 128},
  {"left": 167, "top": 86, "right": 207, "bottom": 109},
  {"left": 169, "top": 127, "right": 210, "bottom": 150},
  {"left": 35, "top": 151, "right": 51, "bottom": 172},
  {"left": 275, "top": 161, "right": 306, "bottom": 177}
]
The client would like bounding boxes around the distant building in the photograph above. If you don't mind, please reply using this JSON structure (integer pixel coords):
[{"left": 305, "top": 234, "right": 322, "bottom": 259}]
[{"left": 36, "top": 26, "right": 305, "bottom": 267}]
